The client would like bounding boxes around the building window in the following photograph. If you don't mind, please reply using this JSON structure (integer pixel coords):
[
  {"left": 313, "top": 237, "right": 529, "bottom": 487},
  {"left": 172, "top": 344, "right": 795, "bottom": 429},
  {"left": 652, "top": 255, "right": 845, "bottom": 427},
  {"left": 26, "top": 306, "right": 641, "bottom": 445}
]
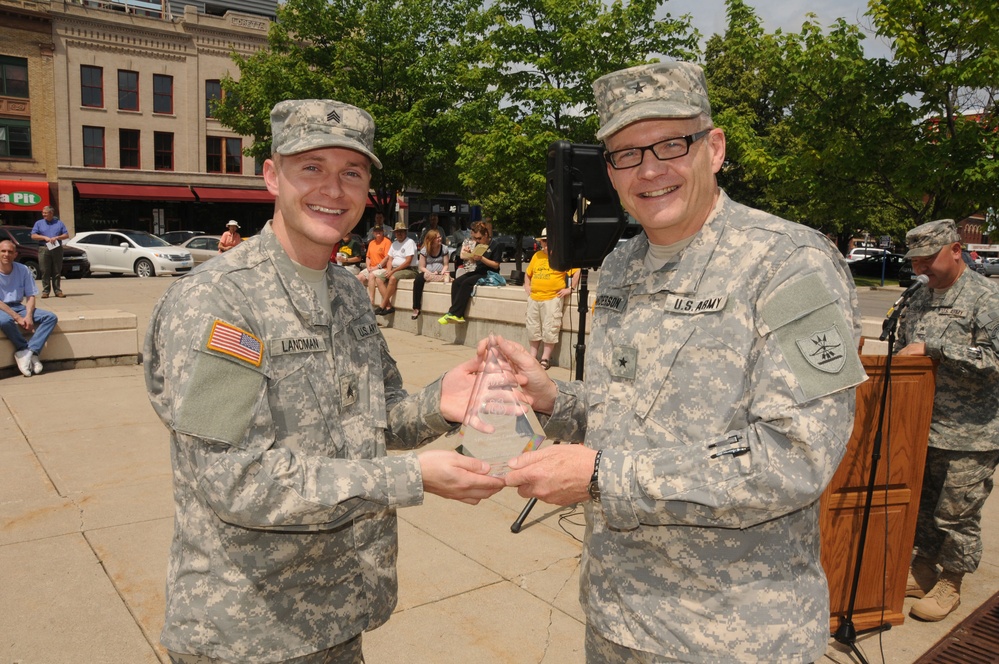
[
  {"left": 205, "top": 80, "right": 222, "bottom": 118},
  {"left": 0, "top": 56, "right": 28, "bottom": 98},
  {"left": 153, "top": 74, "right": 173, "bottom": 114},
  {"left": 119, "top": 129, "right": 140, "bottom": 169},
  {"left": 0, "top": 119, "right": 32, "bottom": 158},
  {"left": 225, "top": 137, "right": 242, "bottom": 174},
  {"left": 83, "top": 125, "right": 105, "bottom": 167},
  {"left": 81, "top": 65, "right": 103, "bottom": 108},
  {"left": 154, "top": 131, "right": 173, "bottom": 171},
  {"left": 118, "top": 70, "right": 138, "bottom": 111},
  {"left": 206, "top": 136, "right": 242, "bottom": 174}
]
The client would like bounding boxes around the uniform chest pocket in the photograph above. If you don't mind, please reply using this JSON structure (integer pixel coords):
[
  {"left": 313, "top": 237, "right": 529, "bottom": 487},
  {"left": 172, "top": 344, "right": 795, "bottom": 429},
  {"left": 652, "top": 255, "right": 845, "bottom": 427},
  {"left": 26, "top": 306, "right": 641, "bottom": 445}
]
[
  {"left": 331, "top": 324, "right": 387, "bottom": 459},
  {"left": 635, "top": 323, "right": 750, "bottom": 437},
  {"left": 267, "top": 350, "right": 344, "bottom": 458}
]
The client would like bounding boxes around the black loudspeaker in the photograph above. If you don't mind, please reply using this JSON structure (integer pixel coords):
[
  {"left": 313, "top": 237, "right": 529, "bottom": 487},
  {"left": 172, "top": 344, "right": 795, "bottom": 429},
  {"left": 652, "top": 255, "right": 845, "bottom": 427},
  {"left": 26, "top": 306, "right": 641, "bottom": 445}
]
[{"left": 545, "top": 141, "right": 627, "bottom": 271}]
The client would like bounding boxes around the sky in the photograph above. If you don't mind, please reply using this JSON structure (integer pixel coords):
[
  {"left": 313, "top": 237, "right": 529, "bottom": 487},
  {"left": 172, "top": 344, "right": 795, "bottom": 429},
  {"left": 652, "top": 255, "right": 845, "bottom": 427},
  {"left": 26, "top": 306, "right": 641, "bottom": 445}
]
[{"left": 661, "top": 0, "right": 893, "bottom": 58}]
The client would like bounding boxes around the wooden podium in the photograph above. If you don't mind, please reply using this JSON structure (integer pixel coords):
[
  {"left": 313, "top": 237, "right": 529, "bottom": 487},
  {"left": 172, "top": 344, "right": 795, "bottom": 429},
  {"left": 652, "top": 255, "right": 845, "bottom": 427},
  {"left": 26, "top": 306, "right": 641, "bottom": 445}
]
[{"left": 820, "top": 354, "right": 936, "bottom": 632}]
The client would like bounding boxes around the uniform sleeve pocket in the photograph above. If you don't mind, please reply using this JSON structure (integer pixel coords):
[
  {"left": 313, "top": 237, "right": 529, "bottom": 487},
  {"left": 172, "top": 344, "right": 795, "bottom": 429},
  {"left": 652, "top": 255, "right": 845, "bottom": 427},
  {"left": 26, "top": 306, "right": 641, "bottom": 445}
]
[{"left": 174, "top": 350, "right": 266, "bottom": 447}]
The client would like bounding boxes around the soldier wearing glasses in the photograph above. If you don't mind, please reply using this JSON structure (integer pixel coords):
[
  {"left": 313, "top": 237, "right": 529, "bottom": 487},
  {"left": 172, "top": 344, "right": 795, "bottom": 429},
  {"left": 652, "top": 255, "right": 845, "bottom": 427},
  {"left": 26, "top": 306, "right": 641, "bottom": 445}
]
[{"left": 503, "top": 61, "right": 866, "bottom": 663}]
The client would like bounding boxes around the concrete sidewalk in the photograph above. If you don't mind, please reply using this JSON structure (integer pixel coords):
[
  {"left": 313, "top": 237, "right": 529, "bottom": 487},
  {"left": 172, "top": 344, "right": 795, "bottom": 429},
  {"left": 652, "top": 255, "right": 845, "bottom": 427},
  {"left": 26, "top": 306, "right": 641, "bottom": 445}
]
[{"left": 1, "top": 276, "right": 996, "bottom": 663}]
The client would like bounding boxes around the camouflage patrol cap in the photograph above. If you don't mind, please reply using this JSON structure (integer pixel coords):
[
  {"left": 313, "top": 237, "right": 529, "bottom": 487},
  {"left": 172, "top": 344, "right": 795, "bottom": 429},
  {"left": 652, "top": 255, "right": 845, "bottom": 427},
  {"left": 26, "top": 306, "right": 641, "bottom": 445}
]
[
  {"left": 904, "top": 219, "right": 960, "bottom": 258},
  {"left": 593, "top": 61, "right": 712, "bottom": 141},
  {"left": 270, "top": 99, "right": 382, "bottom": 169}
]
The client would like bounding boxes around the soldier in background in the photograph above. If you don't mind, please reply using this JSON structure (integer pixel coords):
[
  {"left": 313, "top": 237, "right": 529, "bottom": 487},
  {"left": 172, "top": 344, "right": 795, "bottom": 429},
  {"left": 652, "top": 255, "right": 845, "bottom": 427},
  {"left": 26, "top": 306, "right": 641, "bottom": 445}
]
[
  {"left": 898, "top": 219, "right": 999, "bottom": 622},
  {"left": 145, "top": 99, "right": 503, "bottom": 664},
  {"left": 502, "top": 61, "right": 866, "bottom": 663}
]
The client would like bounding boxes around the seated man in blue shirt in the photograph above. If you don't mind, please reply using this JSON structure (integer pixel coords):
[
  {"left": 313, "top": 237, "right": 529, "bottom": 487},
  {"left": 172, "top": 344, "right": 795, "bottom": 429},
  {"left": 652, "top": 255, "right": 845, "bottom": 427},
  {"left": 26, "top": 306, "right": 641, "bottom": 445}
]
[{"left": 0, "top": 239, "right": 58, "bottom": 376}]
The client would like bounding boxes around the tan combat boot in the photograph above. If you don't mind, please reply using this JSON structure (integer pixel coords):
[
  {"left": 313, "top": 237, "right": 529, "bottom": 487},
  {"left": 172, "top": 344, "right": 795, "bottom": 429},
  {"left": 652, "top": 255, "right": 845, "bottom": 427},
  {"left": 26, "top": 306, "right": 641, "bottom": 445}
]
[
  {"left": 905, "top": 557, "right": 938, "bottom": 599},
  {"left": 910, "top": 570, "right": 963, "bottom": 621}
]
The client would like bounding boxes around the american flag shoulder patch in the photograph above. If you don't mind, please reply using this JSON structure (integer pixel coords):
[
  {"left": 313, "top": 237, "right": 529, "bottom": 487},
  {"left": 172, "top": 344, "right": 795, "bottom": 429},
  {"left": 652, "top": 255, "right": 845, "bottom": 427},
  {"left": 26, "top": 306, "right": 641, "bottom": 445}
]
[{"left": 206, "top": 319, "right": 264, "bottom": 367}]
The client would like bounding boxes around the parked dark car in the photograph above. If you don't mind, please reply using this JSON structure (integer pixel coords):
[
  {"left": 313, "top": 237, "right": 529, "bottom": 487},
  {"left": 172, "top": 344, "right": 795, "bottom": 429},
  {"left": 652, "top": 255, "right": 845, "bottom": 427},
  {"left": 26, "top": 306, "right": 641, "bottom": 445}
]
[
  {"left": 847, "top": 252, "right": 907, "bottom": 281},
  {"left": 897, "top": 258, "right": 915, "bottom": 287},
  {"left": 0, "top": 225, "right": 91, "bottom": 279},
  {"left": 493, "top": 235, "right": 538, "bottom": 262}
]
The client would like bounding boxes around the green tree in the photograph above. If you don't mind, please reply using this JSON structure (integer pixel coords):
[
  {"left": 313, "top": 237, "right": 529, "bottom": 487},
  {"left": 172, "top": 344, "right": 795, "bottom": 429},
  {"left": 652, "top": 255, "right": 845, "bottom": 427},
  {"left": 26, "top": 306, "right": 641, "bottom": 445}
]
[
  {"left": 868, "top": 0, "right": 999, "bottom": 224},
  {"left": 706, "top": 0, "right": 998, "bottom": 247},
  {"left": 215, "top": 0, "right": 493, "bottom": 219},
  {"left": 457, "top": 0, "right": 698, "bottom": 267},
  {"left": 705, "top": 1, "right": 912, "bottom": 242}
]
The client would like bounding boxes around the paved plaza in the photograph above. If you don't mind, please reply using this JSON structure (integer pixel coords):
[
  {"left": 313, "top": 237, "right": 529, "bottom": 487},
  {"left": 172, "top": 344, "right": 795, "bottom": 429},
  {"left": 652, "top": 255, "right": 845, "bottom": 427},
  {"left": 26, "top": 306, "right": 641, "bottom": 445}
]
[{"left": 1, "top": 275, "right": 996, "bottom": 663}]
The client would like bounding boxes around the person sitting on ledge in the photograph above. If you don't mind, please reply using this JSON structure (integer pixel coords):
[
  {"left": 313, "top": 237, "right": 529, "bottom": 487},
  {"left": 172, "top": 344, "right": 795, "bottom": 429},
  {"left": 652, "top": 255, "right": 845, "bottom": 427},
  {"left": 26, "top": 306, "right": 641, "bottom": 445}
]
[
  {"left": 411, "top": 229, "right": 449, "bottom": 320},
  {"left": 0, "top": 238, "right": 58, "bottom": 377},
  {"left": 439, "top": 221, "right": 501, "bottom": 325}
]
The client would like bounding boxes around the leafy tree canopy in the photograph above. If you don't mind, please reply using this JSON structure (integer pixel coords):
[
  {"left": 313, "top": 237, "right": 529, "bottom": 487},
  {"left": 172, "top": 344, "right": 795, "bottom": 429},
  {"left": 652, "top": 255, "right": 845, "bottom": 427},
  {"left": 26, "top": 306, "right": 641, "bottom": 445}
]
[
  {"left": 215, "top": 0, "right": 495, "bottom": 218},
  {"left": 458, "top": 0, "right": 698, "bottom": 265}
]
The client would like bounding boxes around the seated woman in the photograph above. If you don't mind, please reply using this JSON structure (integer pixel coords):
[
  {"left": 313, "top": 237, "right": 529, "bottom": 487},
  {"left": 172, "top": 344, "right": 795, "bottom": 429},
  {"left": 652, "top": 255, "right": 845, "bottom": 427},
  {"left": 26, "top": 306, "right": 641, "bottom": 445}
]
[
  {"left": 439, "top": 221, "right": 501, "bottom": 325},
  {"left": 411, "top": 229, "right": 450, "bottom": 320}
]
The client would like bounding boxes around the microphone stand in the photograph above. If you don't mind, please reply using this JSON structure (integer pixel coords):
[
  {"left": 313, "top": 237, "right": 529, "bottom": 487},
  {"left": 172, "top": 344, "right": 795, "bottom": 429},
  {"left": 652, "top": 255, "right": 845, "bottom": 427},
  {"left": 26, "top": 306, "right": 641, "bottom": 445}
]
[
  {"left": 832, "top": 298, "right": 912, "bottom": 662},
  {"left": 511, "top": 268, "right": 588, "bottom": 533}
]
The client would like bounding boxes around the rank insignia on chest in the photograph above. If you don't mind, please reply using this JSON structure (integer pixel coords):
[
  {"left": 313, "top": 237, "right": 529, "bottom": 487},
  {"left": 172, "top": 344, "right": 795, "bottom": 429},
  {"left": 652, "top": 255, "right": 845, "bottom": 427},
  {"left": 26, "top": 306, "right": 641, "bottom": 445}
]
[
  {"left": 340, "top": 374, "right": 358, "bottom": 407},
  {"left": 609, "top": 346, "right": 639, "bottom": 380},
  {"left": 795, "top": 326, "right": 846, "bottom": 373},
  {"left": 206, "top": 320, "right": 263, "bottom": 367}
]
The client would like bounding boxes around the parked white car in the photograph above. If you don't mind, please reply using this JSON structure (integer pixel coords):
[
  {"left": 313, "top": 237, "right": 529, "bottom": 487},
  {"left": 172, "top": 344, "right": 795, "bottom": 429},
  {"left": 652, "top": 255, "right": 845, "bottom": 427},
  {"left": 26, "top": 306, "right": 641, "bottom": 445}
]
[
  {"left": 67, "top": 229, "right": 193, "bottom": 277},
  {"left": 846, "top": 247, "right": 889, "bottom": 262}
]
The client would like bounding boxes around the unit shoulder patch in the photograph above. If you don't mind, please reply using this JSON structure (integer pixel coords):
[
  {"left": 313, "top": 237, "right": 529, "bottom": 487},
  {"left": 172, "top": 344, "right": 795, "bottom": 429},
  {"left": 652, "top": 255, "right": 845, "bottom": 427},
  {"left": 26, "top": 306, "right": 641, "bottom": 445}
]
[{"left": 795, "top": 326, "right": 847, "bottom": 374}]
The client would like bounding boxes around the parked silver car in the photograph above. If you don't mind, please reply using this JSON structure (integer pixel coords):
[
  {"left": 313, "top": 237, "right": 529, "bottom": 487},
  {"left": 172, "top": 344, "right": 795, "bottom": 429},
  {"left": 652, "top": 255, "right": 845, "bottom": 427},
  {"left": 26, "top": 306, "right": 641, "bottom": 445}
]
[
  {"left": 179, "top": 235, "right": 222, "bottom": 266},
  {"left": 67, "top": 229, "right": 193, "bottom": 277}
]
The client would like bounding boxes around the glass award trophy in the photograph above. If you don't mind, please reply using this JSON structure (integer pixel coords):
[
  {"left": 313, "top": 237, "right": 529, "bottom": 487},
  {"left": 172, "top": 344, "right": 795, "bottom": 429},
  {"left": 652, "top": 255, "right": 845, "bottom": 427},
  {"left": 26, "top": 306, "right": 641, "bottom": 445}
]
[{"left": 455, "top": 336, "right": 547, "bottom": 476}]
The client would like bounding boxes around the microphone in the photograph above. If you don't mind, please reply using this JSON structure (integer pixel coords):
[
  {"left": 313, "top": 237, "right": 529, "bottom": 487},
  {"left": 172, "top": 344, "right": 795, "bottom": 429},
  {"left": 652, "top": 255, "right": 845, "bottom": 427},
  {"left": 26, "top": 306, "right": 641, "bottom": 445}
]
[
  {"left": 891, "top": 274, "right": 929, "bottom": 308},
  {"left": 880, "top": 274, "right": 928, "bottom": 340}
]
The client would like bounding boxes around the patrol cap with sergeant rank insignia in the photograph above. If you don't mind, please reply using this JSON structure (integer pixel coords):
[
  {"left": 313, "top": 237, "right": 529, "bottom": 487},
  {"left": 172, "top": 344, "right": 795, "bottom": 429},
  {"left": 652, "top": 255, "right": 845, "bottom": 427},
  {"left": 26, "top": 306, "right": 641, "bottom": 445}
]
[
  {"left": 593, "top": 61, "right": 712, "bottom": 141},
  {"left": 270, "top": 99, "right": 382, "bottom": 169},
  {"left": 904, "top": 219, "right": 961, "bottom": 258}
]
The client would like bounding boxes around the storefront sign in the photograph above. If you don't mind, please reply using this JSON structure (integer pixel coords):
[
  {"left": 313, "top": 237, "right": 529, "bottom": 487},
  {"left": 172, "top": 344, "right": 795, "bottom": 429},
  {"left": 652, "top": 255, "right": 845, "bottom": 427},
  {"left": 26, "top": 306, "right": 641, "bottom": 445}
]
[{"left": 0, "top": 180, "right": 50, "bottom": 211}]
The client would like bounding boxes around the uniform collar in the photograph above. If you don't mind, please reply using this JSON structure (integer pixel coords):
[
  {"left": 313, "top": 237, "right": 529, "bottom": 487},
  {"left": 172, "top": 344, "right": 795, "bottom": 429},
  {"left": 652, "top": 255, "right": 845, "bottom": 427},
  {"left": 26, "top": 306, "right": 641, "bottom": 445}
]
[
  {"left": 604, "top": 190, "right": 727, "bottom": 296},
  {"left": 927, "top": 265, "right": 973, "bottom": 308},
  {"left": 258, "top": 222, "right": 335, "bottom": 328}
]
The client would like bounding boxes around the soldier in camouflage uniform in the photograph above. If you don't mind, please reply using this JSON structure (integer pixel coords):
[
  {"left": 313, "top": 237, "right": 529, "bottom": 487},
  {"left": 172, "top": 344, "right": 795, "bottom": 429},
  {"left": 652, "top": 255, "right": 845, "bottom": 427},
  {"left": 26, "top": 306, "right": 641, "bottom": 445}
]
[
  {"left": 145, "top": 99, "right": 504, "bottom": 664},
  {"left": 502, "top": 61, "right": 866, "bottom": 663},
  {"left": 897, "top": 219, "right": 999, "bottom": 622}
]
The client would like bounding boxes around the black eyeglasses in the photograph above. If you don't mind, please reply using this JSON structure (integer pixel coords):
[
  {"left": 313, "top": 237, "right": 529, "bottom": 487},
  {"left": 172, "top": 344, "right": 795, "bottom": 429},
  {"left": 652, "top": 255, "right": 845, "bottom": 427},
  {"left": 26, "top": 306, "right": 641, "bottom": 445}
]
[{"left": 603, "top": 129, "right": 712, "bottom": 170}]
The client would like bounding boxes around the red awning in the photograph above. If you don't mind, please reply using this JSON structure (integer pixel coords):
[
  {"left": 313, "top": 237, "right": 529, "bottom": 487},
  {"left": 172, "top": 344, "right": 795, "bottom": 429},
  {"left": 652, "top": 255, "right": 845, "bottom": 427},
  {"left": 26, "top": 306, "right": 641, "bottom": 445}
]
[
  {"left": 193, "top": 187, "right": 275, "bottom": 203},
  {"left": 0, "top": 179, "right": 50, "bottom": 211},
  {"left": 74, "top": 182, "right": 195, "bottom": 201}
]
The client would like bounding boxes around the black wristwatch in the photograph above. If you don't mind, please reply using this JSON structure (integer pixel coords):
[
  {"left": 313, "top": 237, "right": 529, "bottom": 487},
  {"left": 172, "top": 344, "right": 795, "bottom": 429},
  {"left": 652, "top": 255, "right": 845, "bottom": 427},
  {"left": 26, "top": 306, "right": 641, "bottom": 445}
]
[{"left": 588, "top": 449, "right": 603, "bottom": 503}]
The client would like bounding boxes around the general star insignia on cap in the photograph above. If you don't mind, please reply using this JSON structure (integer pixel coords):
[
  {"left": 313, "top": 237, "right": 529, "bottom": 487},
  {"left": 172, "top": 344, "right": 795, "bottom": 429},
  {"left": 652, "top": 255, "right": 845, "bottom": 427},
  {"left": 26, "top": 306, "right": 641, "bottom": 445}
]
[
  {"left": 795, "top": 326, "right": 846, "bottom": 373},
  {"left": 207, "top": 320, "right": 263, "bottom": 367}
]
